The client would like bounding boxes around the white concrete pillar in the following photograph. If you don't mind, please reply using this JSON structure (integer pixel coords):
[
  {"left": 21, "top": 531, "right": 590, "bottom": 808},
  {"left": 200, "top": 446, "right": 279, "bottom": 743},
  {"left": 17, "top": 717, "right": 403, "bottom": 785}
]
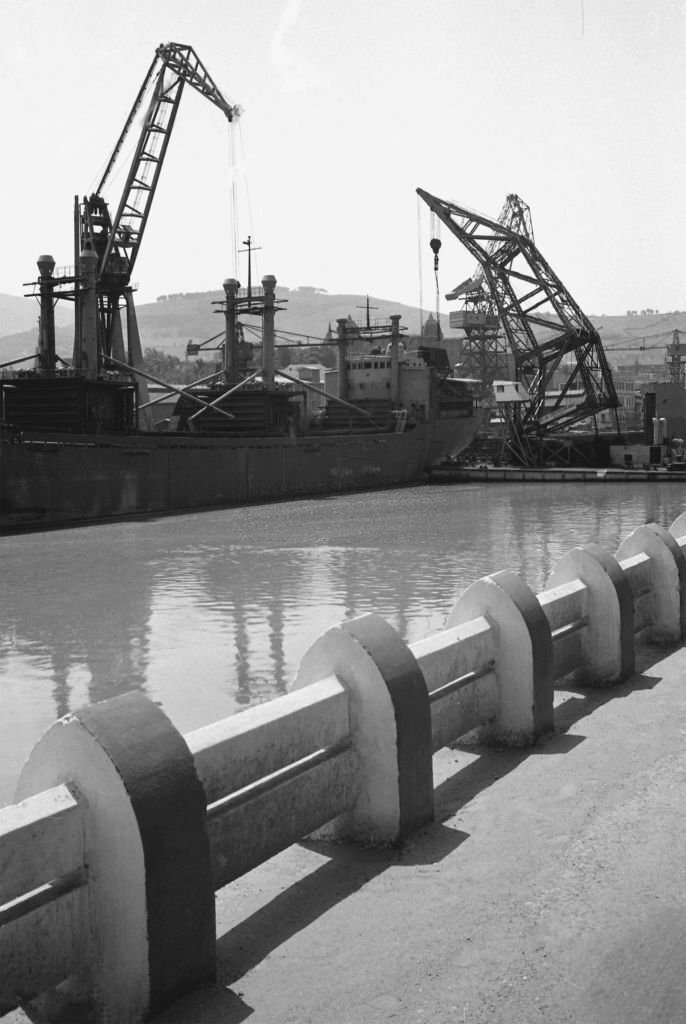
[
  {"left": 669, "top": 511, "right": 686, "bottom": 554},
  {"left": 446, "top": 570, "right": 554, "bottom": 745},
  {"left": 293, "top": 613, "right": 433, "bottom": 843},
  {"left": 14, "top": 692, "right": 215, "bottom": 1024},
  {"left": 617, "top": 523, "right": 686, "bottom": 644},
  {"left": 547, "top": 542, "right": 634, "bottom": 686}
]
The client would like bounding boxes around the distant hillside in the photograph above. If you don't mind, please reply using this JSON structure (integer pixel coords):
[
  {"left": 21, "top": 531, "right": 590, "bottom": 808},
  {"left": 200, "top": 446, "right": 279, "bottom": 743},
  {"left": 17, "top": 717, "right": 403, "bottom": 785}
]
[
  {"left": 582, "top": 311, "right": 686, "bottom": 367},
  {"left": 0, "top": 286, "right": 447, "bottom": 363},
  {"left": 0, "top": 292, "right": 70, "bottom": 340},
  {"left": 142, "top": 286, "right": 439, "bottom": 350},
  {"left": 1, "top": 285, "right": 684, "bottom": 370}
]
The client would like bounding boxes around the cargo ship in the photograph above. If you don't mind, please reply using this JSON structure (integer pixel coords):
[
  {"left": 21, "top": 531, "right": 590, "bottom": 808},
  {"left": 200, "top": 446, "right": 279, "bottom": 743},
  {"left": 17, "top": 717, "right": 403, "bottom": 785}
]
[
  {"left": 0, "top": 272, "right": 482, "bottom": 533},
  {"left": 0, "top": 43, "right": 481, "bottom": 533}
]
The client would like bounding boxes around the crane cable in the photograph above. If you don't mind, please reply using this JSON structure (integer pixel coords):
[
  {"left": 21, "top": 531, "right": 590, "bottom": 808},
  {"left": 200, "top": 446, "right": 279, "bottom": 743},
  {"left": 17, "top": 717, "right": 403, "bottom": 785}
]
[
  {"left": 228, "top": 120, "right": 239, "bottom": 279},
  {"left": 416, "top": 195, "right": 425, "bottom": 334},
  {"left": 237, "top": 119, "right": 259, "bottom": 283}
]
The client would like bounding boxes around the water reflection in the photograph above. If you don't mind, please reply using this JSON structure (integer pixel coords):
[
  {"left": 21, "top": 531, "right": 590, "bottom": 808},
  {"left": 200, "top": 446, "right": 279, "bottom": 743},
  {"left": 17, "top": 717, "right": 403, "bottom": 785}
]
[{"left": 1, "top": 481, "right": 684, "bottom": 800}]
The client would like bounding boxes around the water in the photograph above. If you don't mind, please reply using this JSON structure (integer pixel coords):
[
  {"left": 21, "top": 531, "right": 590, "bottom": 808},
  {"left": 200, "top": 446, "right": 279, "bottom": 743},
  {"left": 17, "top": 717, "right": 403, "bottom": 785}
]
[{"left": 1, "top": 480, "right": 685, "bottom": 803}]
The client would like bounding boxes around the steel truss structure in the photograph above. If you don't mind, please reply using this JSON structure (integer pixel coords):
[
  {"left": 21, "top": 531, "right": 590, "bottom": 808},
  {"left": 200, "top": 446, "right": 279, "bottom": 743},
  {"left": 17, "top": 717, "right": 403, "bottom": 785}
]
[
  {"left": 76, "top": 42, "right": 239, "bottom": 364},
  {"left": 446, "top": 193, "right": 535, "bottom": 387},
  {"left": 418, "top": 187, "right": 619, "bottom": 464}
]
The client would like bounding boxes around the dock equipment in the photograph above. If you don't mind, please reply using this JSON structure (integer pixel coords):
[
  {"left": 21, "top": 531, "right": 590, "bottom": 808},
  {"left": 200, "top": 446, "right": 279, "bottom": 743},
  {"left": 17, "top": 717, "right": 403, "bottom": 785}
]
[
  {"left": 417, "top": 188, "right": 620, "bottom": 465},
  {"left": 26, "top": 43, "right": 239, "bottom": 384}
]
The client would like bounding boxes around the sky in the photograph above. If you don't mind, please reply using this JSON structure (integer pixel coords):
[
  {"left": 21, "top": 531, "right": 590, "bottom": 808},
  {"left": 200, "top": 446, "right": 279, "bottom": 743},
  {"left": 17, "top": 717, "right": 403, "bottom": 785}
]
[{"left": 1, "top": 0, "right": 685, "bottom": 319}]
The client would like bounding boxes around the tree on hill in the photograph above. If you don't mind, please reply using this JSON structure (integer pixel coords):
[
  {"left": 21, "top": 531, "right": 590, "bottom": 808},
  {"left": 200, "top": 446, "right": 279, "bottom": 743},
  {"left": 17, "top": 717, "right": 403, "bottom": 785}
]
[{"left": 142, "top": 347, "right": 219, "bottom": 384}]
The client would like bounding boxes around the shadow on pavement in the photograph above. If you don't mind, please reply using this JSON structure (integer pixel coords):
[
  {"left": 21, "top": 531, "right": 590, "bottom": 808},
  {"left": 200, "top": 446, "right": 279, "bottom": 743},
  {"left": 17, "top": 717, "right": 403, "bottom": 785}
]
[
  {"left": 216, "top": 821, "right": 467, "bottom": 987},
  {"left": 155, "top": 821, "right": 467, "bottom": 1022},
  {"left": 434, "top": 650, "right": 666, "bottom": 822}
]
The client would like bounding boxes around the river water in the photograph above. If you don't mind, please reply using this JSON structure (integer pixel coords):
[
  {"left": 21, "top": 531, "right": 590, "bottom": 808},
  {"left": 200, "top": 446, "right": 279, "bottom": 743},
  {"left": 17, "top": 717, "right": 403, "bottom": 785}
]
[{"left": 1, "top": 480, "right": 685, "bottom": 803}]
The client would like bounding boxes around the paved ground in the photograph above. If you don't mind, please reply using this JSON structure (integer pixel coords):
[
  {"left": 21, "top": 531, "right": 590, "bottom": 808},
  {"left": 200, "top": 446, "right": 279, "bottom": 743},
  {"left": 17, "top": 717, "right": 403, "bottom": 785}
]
[
  {"left": 7, "top": 643, "right": 686, "bottom": 1023},
  {"left": 155, "top": 643, "right": 686, "bottom": 1024}
]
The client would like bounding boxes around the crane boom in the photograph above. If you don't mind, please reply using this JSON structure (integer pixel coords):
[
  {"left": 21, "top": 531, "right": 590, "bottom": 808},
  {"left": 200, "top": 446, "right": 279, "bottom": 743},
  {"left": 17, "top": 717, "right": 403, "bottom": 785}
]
[
  {"left": 74, "top": 42, "right": 239, "bottom": 378},
  {"left": 87, "top": 42, "right": 239, "bottom": 284}
]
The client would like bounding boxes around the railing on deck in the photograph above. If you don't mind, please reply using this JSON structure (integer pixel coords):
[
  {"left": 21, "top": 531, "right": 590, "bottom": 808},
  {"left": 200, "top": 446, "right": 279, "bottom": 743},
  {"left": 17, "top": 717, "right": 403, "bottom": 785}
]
[{"left": 2, "top": 511, "right": 686, "bottom": 1023}]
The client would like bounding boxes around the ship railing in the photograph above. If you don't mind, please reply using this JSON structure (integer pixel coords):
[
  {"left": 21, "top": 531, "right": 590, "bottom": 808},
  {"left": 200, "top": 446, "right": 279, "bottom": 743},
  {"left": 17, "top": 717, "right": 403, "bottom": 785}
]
[{"left": 2, "top": 512, "right": 686, "bottom": 1020}]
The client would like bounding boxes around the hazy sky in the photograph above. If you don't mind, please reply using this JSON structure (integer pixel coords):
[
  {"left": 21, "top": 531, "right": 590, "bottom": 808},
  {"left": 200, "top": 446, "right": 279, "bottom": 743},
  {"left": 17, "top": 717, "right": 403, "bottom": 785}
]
[{"left": 1, "top": 0, "right": 684, "bottom": 318}]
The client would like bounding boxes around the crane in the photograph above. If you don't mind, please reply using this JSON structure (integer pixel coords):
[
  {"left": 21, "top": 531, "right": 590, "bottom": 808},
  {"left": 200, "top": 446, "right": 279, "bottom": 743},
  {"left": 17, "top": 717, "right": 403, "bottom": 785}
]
[
  {"left": 606, "top": 329, "right": 686, "bottom": 386},
  {"left": 73, "top": 42, "right": 240, "bottom": 375},
  {"left": 417, "top": 187, "right": 620, "bottom": 465}
]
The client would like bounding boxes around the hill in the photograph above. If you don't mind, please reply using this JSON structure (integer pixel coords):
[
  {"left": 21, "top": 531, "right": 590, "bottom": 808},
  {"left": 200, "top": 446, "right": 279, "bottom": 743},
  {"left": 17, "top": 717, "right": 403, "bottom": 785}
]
[
  {"left": 0, "top": 292, "right": 71, "bottom": 341},
  {"left": 0, "top": 286, "right": 446, "bottom": 363},
  {"left": 1, "top": 285, "right": 684, "bottom": 371}
]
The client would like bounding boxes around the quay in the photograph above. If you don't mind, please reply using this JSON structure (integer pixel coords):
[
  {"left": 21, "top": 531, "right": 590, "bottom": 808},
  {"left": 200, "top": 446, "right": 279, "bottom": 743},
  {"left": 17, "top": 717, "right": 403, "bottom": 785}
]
[
  {"left": 3, "top": 514, "right": 686, "bottom": 1022},
  {"left": 167, "top": 639, "right": 686, "bottom": 1024},
  {"left": 430, "top": 463, "right": 686, "bottom": 484}
]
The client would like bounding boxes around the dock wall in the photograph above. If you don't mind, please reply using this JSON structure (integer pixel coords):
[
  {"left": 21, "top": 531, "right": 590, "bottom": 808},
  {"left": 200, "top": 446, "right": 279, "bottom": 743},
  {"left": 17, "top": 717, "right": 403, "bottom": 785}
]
[{"left": 3, "top": 511, "right": 686, "bottom": 1022}]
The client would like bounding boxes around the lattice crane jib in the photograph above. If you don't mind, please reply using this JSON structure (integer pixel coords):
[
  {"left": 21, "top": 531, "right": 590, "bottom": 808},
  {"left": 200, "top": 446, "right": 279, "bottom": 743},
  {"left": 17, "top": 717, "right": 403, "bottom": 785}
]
[
  {"left": 74, "top": 43, "right": 240, "bottom": 373},
  {"left": 82, "top": 43, "right": 238, "bottom": 288},
  {"left": 417, "top": 187, "right": 619, "bottom": 446},
  {"left": 445, "top": 193, "right": 535, "bottom": 385}
]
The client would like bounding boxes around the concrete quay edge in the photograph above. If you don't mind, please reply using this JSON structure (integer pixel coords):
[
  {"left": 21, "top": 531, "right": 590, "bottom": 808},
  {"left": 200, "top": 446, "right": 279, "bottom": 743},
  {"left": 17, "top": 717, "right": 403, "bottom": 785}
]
[
  {"left": 163, "top": 641, "right": 686, "bottom": 1024},
  {"left": 6, "top": 641, "right": 686, "bottom": 1024}
]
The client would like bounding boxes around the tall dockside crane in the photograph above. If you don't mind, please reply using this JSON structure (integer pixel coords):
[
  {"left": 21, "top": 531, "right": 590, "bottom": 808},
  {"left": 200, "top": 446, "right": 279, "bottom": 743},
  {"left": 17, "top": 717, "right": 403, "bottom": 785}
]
[
  {"left": 417, "top": 188, "right": 620, "bottom": 464},
  {"left": 13, "top": 43, "right": 240, "bottom": 435},
  {"left": 73, "top": 42, "right": 240, "bottom": 377}
]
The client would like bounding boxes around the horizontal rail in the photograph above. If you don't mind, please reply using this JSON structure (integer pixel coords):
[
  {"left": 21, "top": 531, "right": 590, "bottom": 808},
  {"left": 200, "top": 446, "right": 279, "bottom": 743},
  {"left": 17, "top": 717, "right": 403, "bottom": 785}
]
[
  {"left": 188, "top": 675, "right": 349, "bottom": 803},
  {"left": 0, "top": 865, "right": 87, "bottom": 928},
  {"left": 0, "top": 785, "right": 84, "bottom": 908},
  {"left": 428, "top": 660, "right": 496, "bottom": 703},
  {"left": 207, "top": 737, "right": 353, "bottom": 819},
  {"left": 208, "top": 745, "right": 358, "bottom": 888},
  {"left": 551, "top": 616, "right": 588, "bottom": 642}
]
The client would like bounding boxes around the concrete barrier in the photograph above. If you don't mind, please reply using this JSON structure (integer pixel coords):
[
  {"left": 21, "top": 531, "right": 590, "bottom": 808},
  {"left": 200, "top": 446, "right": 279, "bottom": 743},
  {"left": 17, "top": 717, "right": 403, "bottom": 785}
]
[
  {"left": 2, "top": 512, "right": 686, "bottom": 1022},
  {"left": 4, "top": 692, "right": 214, "bottom": 1024}
]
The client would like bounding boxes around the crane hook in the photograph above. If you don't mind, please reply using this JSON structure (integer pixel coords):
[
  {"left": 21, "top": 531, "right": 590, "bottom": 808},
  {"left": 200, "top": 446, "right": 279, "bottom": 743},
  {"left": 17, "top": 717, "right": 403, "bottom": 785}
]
[{"left": 429, "top": 237, "right": 441, "bottom": 271}]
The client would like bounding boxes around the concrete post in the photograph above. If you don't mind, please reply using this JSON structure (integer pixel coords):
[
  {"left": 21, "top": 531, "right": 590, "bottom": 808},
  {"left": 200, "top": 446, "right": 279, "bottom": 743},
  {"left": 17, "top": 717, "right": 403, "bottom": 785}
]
[
  {"left": 447, "top": 570, "right": 554, "bottom": 745},
  {"left": 262, "top": 275, "right": 276, "bottom": 389},
  {"left": 617, "top": 523, "right": 686, "bottom": 643},
  {"left": 292, "top": 613, "right": 434, "bottom": 843},
  {"left": 547, "top": 543, "right": 634, "bottom": 685},
  {"left": 37, "top": 254, "right": 56, "bottom": 372},
  {"left": 669, "top": 511, "right": 686, "bottom": 552},
  {"left": 15, "top": 692, "right": 215, "bottom": 1024},
  {"left": 222, "top": 278, "right": 240, "bottom": 382}
]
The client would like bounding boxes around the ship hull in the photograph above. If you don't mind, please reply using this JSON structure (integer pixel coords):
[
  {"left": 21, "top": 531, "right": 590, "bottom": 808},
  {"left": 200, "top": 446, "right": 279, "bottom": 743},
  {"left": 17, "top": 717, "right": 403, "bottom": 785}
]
[{"left": 1, "top": 414, "right": 480, "bottom": 532}]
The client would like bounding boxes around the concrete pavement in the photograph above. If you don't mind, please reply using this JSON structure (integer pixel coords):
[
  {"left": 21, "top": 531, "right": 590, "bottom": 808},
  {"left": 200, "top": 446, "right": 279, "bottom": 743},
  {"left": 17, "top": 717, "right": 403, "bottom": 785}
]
[
  {"left": 6, "top": 643, "right": 686, "bottom": 1024},
  {"left": 158, "top": 641, "right": 686, "bottom": 1024}
]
